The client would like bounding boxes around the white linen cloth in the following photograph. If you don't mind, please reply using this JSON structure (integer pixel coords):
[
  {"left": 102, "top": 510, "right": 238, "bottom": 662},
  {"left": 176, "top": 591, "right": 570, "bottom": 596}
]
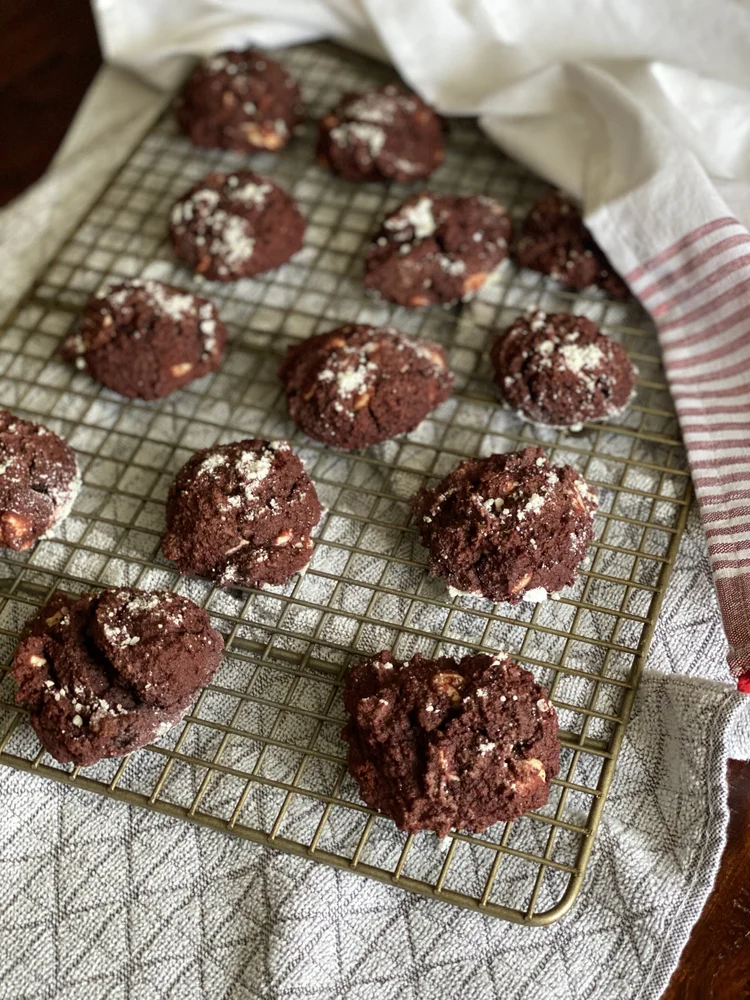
[{"left": 2, "top": 4, "right": 750, "bottom": 997}]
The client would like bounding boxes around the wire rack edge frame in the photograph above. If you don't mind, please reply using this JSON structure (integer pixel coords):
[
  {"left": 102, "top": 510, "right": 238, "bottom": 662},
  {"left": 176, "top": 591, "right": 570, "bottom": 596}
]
[{"left": 0, "top": 41, "right": 693, "bottom": 927}]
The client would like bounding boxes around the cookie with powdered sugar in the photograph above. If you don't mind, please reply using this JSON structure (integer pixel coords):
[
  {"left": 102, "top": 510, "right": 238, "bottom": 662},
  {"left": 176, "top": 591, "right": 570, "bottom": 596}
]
[
  {"left": 0, "top": 410, "right": 80, "bottom": 551},
  {"left": 342, "top": 650, "right": 560, "bottom": 837},
  {"left": 363, "top": 192, "right": 512, "bottom": 307},
  {"left": 162, "top": 440, "right": 321, "bottom": 588},
  {"left": 176, "top": 49, "right": 304, "bottom": 153},
  {"left": 317, "top": 85, "right": 444, "bottom": 183},
  {"left": 413, "top": 446, "right": 598, "bottom": 604},
  {"left": 169, "top": 170, "right": 306, "bottom": 281},
  {"left": 12, "top": 588, "right": 223, "bottom": 766},
  {"left": 515, "top": 190, "right": 628, "bottom": 299},
  {"left": 492, "top": 309, "right": 638, "bottom": 430},
  {"left": 278, "top": 324, "right": 454, "bottom": 449},
  {"left": 61, "top": 279, "right": 226, "bottom": 400}
]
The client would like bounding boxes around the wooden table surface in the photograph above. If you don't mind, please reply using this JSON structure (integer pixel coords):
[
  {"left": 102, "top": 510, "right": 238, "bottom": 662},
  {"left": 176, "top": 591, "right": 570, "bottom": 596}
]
[{"left": 2, "top": 2, "right": 750, "bottom": 997}]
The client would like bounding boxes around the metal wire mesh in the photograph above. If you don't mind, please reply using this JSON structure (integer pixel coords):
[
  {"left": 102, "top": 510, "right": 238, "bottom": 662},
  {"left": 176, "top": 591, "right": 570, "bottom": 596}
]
[{"left": 0, "top": 42, "right": 691, "bottom": 925}]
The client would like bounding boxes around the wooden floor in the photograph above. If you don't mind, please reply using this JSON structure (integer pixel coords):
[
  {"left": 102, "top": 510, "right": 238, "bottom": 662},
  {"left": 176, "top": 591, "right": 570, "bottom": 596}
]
[{"left": 1, "top": 2, "right": 749, "bottom": 996}]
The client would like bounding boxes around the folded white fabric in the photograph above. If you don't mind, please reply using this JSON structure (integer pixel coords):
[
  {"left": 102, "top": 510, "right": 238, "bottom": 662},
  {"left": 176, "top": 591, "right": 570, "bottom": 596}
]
[{"left": 96, "top": 0, "right": 750, "bottom": 685}]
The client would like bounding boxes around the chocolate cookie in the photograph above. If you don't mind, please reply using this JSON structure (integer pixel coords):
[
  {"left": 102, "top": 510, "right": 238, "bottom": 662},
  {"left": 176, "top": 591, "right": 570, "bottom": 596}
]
[
  {"left": 162, "top": 439, "right": 321, "bottom": 588},
  {"left": 12, "top": 587, "right": 223, "bottom": 766},
  {"left": 363, "top": 193, "right": 512, "bottom": 307},
  {"left": 0, "top": 410, "right": 80, "bottom": 551},
  {"left": 516, "top": 190, "right": 628, "bottom": 299},
  {"left": 170, "top": 170, "right": 306, "bottom": 281},
  {"left": 60, "top": 280, "right": 226, "bottom": 400},
  {"left": 278, "top": 324, "right": 454, "bottom": 449},
  {"left": 342, "top": 650, "right": 560, "bottom": 836},
  {"left": 413, "top": 446, "right": 598, "bottom": 604},
  {"left": 491, "top": 309, "right": 638, "bottom": 430},
  {"left": 317, "top": 85, "right": 444, "bottom": 183},
  {"left": 175, "top": 49, "right": 304, "bottom": 153}
]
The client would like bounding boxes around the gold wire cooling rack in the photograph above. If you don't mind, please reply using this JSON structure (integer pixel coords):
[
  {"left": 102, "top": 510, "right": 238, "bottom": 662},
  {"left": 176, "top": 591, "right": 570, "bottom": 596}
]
[{"left": 0, "top": 42, "right": 691, "bottom": 926}]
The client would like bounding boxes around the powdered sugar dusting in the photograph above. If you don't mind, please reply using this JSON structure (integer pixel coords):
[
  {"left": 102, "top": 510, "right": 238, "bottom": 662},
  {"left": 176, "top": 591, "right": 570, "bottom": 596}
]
[
  {"left": 197, "top": 453, "right": 228, "bottom": 476},
  {"left": 97, "top": 280, "right": 197, "bottom": 322},
  {"left": 209, "top": 213, "right": 256, "bottom": 268},
  {"left": 402, "top": 197, "right": 437, "bottom": 240},
  {"left": 386, "top": 197, "right": 437, "bottom": 240},
  {"left": 171, "top": 175, "right": 290, "bottom": 276},
  {"left": 330, "top": 122, "right": 386, "bottom": 158},
  {"left": 341, "top": 90, "right": 403, "bottom": 125},
  {"left": 336, "top": 366, "right": 370, "bottom": 395},
  {"left": 523, "top": 587, "right": 549, "bottom": 603},
  {"left": 310, "top": 327, "right": 448, "bottom": 420},
  {"left": 44, "top": 461, "right": 81, "bottom": 536},
  {"left": 230, "top": 180, "right": 272, "bottom": 206},
  {"left": 439, "top": 256, "right": 466, "bottom": 276},
  {"left": 235, "top": 445, "right": 275, "bottom": 497},
  {"left": 85, "top": 280, "right": 221, "bottom": 363},
  {"left": 124, "top": 592, "right": 161, "bottom": 613},
  {"left": 516, "top": 492, "right": 545, "bottom": 521},
  {"left": 559, "top": 342, "right": 605, "bottom": 374},
  {"left": 525, "top": 493, "right": 546, "bottom": 516}
]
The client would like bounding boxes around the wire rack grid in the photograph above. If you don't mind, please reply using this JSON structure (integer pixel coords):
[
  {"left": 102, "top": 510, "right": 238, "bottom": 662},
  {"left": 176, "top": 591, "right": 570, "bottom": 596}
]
[{"left": 0, "top": 42, "right": 691, "bottom": 926}]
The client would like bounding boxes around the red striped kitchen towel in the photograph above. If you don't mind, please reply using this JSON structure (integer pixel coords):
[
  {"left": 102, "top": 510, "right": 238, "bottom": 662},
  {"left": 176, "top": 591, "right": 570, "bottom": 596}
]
[{"left": 626, "top": 218, "right": 750, "bottom": 690}]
